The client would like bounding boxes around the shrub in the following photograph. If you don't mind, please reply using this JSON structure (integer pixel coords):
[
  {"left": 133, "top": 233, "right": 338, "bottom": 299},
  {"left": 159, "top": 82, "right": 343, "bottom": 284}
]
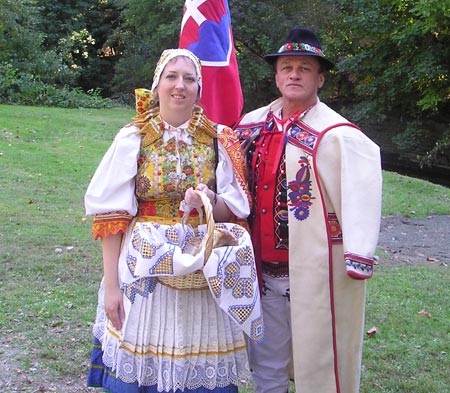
[{"left": 0, "top": 62, "right": 113, "bottom": 109}]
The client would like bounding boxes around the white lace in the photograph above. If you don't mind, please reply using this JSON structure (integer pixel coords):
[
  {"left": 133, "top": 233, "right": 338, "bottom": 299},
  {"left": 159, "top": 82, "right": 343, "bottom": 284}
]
[{"left": 93, "top": 281, "right": 250, "bottom": 391}]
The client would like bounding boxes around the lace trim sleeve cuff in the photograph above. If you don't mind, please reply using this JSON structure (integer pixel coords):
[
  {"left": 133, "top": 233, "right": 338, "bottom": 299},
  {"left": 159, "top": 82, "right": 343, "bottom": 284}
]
[{"left": 92, "top": 211, "right": 133, "bottom": 240}]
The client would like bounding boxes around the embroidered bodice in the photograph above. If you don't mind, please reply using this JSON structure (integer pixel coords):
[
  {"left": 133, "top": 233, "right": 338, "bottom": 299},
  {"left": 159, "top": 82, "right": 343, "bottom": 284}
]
[{"left": 135, "top": 127, "right": 216, "bottom": 221}]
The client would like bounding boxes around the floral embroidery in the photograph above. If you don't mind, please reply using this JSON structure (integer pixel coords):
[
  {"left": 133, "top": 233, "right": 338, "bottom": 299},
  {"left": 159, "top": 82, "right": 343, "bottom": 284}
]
[
  {"left": 328, "top": 213, "right": 343, "bottom": 243},
  {"left": 239, "top": 128, "right": 253, "bottom": 139},
  {"left": 287, "top": 156, "right": 314, "bottom": 220},
  {"left": 136, "top": 175, "right": 152, "bottom": 196},
  {"left": 278, "top": 42, "right": 325, "bottom": 57},
  {"left": 136, "top": 135, "right": 216, "bottom": 203},
  {"left": 289, "top": 124, "right": 318, "bottom": 153},
  {"left": 183, "top": 165, "right": 194, "bottom": 176}
]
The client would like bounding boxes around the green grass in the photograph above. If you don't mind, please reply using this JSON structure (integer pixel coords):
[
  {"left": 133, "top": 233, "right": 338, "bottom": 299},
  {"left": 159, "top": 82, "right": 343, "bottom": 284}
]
[
  {"left": 362, "top": 265, "right": 449, "bottom": 392},
  {"left": 0, "top": 104, "right": 134, "bottom": 390},
  {"left": 0, "top": 104, "right": 449, "bottom": 392},
  {"left": 382, "top": 171, "right": 450, "bottom": 217}
]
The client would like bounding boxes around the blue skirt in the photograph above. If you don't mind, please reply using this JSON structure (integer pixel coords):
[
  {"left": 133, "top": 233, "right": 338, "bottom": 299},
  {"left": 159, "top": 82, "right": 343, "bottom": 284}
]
[{"left": 87, "top": 338, "right": 238, "bottom": 393}]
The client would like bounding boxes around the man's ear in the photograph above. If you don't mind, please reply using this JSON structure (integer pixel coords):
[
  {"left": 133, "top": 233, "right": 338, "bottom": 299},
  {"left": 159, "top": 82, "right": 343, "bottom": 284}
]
[{"left": 318, "top": 73, "right": 325, "bottom": 89}]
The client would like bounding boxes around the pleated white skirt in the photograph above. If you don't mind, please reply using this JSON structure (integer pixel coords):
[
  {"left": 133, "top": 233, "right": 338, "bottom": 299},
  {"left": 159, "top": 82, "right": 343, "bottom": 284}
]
[{"left": 92, "top": 279, "right": 249, "bottom": 391}]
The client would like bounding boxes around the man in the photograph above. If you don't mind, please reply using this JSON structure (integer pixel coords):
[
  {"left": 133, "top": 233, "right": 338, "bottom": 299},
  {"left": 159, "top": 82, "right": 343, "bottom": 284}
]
[{"left": 235, "top": 28, "right": 382, "bottom": 393}]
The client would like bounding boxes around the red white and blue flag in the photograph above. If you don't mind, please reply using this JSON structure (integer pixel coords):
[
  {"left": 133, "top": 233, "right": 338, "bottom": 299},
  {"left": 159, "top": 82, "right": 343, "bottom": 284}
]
[{"left": 179, "top": 0, "right": 243, "bottom": 127}]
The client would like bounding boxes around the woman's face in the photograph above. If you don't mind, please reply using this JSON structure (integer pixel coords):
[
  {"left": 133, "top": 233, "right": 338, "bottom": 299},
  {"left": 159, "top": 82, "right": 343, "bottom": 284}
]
[{"left": 155, "top": 56, "right": 200, "bottom": 114}]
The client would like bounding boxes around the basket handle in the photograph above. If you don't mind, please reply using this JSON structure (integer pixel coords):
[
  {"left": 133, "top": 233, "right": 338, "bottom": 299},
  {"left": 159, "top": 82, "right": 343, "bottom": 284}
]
[
  {"left": 181, "top": 190, "right": 215, "bottom": 262},
  {"left": 197, "top": 190, "right": 214, "bottom": 262}
]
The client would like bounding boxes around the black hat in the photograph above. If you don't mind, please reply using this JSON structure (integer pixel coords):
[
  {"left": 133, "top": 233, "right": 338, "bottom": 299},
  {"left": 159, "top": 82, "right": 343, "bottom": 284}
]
[{"left": 264, "top": 28, "right": 335, "bottom": 71}]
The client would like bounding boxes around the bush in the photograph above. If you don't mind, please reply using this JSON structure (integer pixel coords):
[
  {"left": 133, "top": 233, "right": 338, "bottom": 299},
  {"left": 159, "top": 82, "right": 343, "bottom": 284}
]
[
  {"left": 44, "top": 86, "right": 113, "bottom": 109},
  {"left": 0, "top": 62, "right": 113, "bottom": 109}
]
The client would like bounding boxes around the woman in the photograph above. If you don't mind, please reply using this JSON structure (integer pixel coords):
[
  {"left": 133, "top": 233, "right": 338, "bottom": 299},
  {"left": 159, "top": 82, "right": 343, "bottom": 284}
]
[{"left": 84, "top": 49, "right": 262, "bottom": 392}]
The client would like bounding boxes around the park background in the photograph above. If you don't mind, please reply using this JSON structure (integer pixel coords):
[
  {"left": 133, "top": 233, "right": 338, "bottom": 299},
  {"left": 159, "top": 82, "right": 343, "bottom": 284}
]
[
  {"left": 1, "top": 0, "right": 449, "bottom": 182},
  {"left": 0, "top": 0, "right": 449, "bottom": 392}
]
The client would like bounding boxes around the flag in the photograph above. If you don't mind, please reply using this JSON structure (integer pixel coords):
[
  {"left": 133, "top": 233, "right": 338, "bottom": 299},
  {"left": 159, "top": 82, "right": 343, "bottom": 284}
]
[{"left": 179, "top": 0, "right": 243, "bottom": 127}]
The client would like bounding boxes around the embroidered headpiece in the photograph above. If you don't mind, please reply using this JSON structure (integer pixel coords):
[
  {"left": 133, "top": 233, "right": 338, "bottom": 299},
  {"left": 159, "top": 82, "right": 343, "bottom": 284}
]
[
  {"left": 264, "top": 28, "right": 335, "bottom": 70},
  {"left": 151, "top": 48, "right": 202, "bottom": 97}
]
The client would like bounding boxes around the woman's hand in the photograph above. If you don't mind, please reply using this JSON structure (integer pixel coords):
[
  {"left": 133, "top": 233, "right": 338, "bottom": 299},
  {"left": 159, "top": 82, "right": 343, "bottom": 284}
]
[
  {"left": 101, "top": 232, "right": 126, "bottom": 331},
  {"left": 184, "top": 183, "right": 216, "bottom": 209},
  {"left": 104, "top": 285, "right": 125, "bottom": 331}
]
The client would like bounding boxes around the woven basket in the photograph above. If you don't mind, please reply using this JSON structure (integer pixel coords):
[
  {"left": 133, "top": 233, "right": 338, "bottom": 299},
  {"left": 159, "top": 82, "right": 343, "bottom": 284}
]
[{"left": 158, "top": 191, "right": 214, "bottom": 290}]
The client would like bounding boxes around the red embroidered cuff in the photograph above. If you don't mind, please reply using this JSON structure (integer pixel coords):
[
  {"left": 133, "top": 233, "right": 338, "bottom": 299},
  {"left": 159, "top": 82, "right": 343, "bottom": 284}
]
[
  {"left": 344, "top": 252, "right": 374, "bottom": 280},
  {"left": 92, "top": 211, "right": 133, "bottom": 240}
]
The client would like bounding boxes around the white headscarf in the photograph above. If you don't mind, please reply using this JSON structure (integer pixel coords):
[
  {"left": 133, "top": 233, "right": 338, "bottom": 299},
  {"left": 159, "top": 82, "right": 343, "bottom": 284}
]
[{"left": 151, "top": 49, "right": 202, "bottom": 97}]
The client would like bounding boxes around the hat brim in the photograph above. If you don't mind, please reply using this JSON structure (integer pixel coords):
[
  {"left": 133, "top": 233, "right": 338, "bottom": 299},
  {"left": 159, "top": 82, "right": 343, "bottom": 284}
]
[{"left": 264, "top": 52, "right": 335, "bottom": 71}]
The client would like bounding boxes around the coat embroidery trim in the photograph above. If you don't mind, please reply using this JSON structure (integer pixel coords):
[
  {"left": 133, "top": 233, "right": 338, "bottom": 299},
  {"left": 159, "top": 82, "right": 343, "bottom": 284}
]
[
  {"left": 328, "top": 213, "right": 343, "bottom": 243},
  {"left": 289, "top": 123, "right": 319, "bottom": 154},
  {"left": 287, "top": 156, "right": 314, "bottom": 221}
]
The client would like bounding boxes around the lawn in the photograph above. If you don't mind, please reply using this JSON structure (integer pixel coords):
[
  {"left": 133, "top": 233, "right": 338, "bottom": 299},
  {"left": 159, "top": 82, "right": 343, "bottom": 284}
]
[{"left": 0, "top": 104, "right": 449, "bottom": 392}]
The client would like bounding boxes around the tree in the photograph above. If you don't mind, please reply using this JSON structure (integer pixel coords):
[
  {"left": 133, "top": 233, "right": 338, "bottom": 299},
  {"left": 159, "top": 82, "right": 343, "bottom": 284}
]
[
  {"left": 111, "top": 0, "right": 183, "bottom": 102},
  {"left": 37, "top": 0, "right": 124, "bottom": 95},
  {"left": 333, "top": 0, "right": 450, "bottom": 166},
  {"left": 0, "top": 0, "right": 44, "bottom": 71},
  {"left": 230, "top": 0, "right": 340, "bottom": 111},
  {"left": 0, "top": 0, "right": 76, "bottom": 95},
  {"left": 111, "top": 0, "right": 340, "bottom": 108}
]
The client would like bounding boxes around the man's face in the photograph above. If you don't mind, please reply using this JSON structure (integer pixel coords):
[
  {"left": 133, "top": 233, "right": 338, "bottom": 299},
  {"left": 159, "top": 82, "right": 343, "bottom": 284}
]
[{"left": 275, "top": 56, "right": 325, "bottom": 108}]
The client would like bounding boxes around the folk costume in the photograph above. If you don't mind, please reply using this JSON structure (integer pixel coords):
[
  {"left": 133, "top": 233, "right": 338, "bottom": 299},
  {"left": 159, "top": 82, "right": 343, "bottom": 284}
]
[
  {"left": 85, "top": 49, "right": 263, "bottom": 393},
  {"left": 235, "top": 95, "right": 382, "bottom": 393}
]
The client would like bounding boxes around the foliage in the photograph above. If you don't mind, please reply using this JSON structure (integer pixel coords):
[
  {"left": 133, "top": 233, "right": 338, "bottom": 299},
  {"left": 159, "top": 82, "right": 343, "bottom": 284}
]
[
  {"left": 1, "top": 0, "right": 449, "bottom": 173},
  {"left": 417, "top": 129, "right": 450, "bottom": 169},
  {"left": 0, "top": 0, "right": 77, "bottom": 86},
  {"left": 44, "top": 87, "right": 114, "bottom": 109},
  {"left": 230, "top": 0, "right": 340, "bottom": 111},
  {"left": 334, "top": 0, "right": 450, "bottom": 166},
  {"left": 110, "top": 0, "right": 183, "bottom": 103},
  {"left": 36, "top": 0, "right": 125, "bottom": 96},
  {"left": 0, "top": 63, "right": 113, "bottom": 109},
  {"left": 110, "top": 0, "right": 341, "bottom": 109},
  {"left": 0, "top": 0, "right": 41, "bottom": 62}
]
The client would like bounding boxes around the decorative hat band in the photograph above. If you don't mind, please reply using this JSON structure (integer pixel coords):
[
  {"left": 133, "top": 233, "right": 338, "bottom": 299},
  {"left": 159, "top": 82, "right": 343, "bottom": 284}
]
[{"left": 278, "top": 42, "right": 325, "bottom": 57}]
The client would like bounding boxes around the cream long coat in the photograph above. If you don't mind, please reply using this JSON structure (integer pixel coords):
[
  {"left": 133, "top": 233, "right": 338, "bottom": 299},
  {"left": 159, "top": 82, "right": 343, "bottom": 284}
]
[{"left": 236, "top": 98, "right": 382, "bottom": 393}]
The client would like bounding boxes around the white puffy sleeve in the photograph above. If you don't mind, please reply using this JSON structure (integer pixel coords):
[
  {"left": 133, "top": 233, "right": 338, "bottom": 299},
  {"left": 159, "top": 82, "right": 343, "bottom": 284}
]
[{"left": 85, "top": 125, "right": 141, "bottom": 216}]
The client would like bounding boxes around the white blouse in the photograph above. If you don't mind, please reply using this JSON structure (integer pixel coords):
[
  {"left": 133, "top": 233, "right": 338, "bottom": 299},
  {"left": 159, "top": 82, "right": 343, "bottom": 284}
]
[{"left": 85, "top": 120, "right": 250, "bottom": 219}]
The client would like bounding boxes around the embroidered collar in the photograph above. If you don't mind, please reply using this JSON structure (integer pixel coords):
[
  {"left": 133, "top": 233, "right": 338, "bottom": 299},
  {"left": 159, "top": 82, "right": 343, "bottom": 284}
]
[
  {"left": 133, "top": 105, "right": 217, "bottom": 147},
  {"left": 271, "top": 103, "right": 315, "bottom": 132}
]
